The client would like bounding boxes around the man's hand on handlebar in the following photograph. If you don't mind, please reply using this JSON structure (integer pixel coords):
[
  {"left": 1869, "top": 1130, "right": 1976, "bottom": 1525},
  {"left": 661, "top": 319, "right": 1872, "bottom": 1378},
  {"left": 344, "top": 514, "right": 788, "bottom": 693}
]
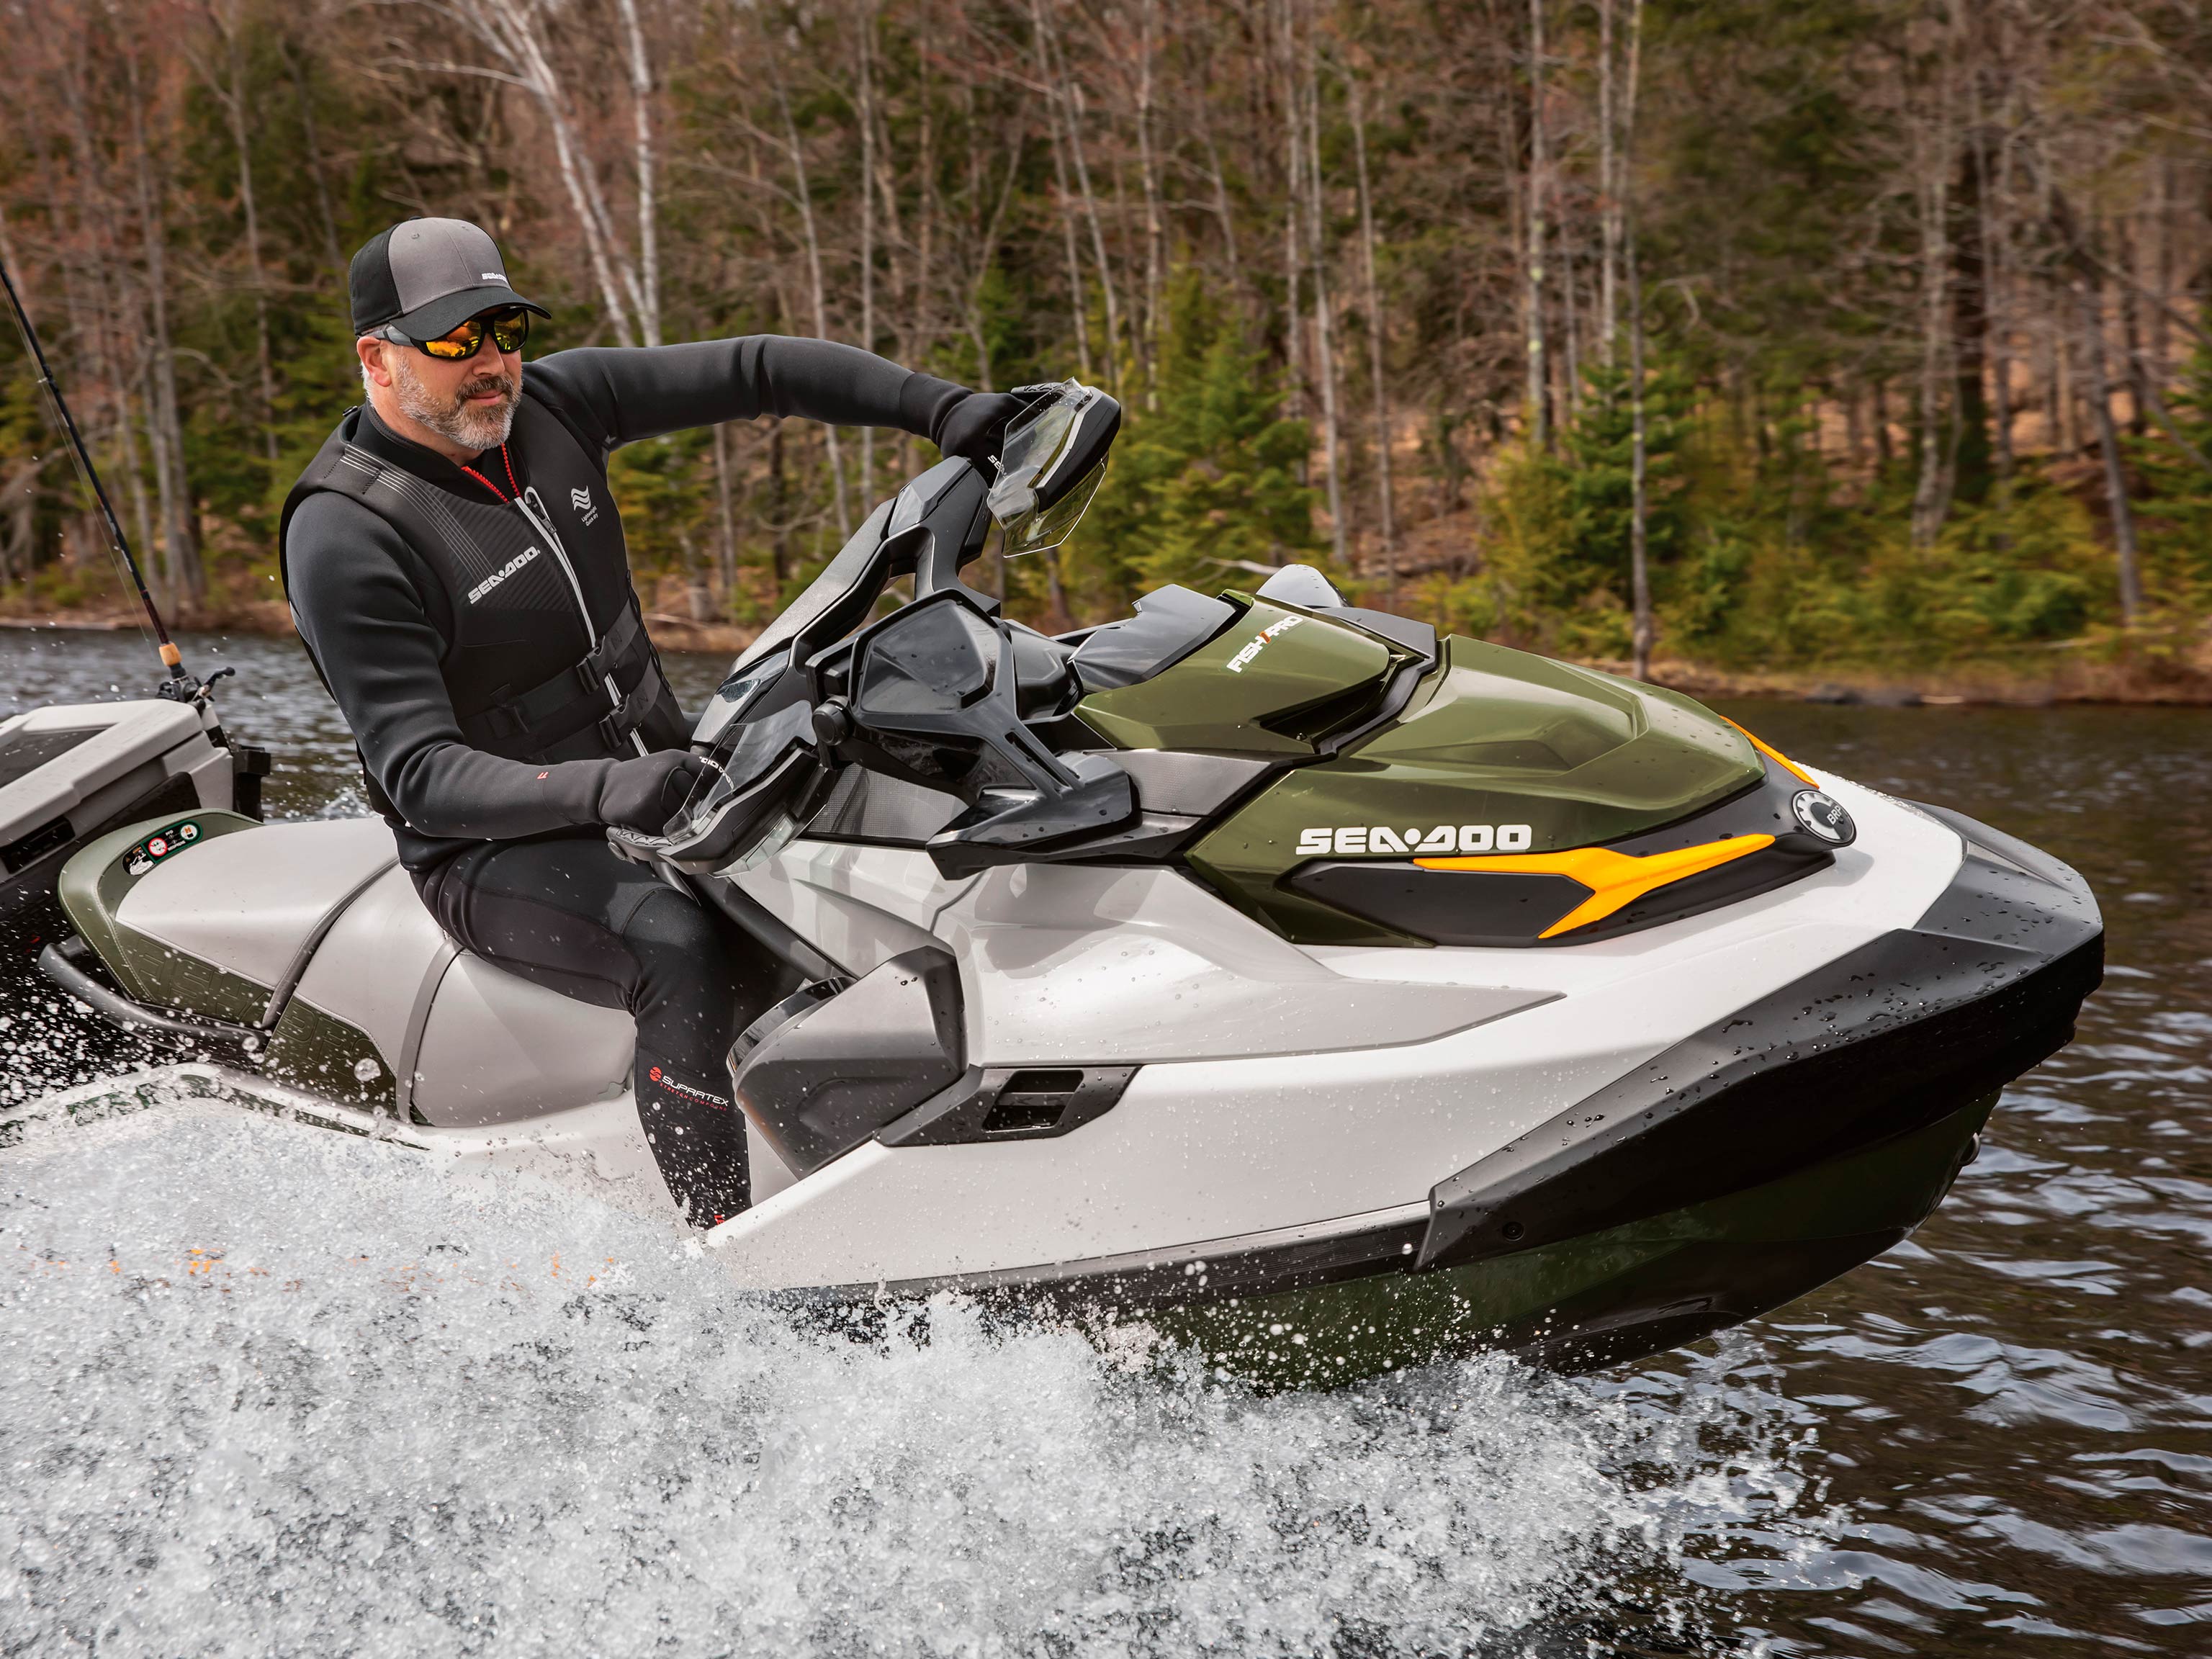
[
  {"left": 597, "top": 749, "right": 717, "bottom": 835},
  {"left": 933, "top": 390, "right": 1042, "bottom": 476}
]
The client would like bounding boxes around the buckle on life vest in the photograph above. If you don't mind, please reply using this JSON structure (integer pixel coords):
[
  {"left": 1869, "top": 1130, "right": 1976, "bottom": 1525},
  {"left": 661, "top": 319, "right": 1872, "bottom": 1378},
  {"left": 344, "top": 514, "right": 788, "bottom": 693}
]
[{"left": 595, "top": 659, "right": 666, "bottom": 751}]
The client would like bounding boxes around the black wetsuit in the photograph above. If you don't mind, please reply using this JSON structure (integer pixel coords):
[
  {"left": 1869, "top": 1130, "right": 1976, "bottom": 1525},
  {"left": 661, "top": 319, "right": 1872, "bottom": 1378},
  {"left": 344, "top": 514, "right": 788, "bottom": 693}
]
[{"left": 283, "top": 338, "right": 971, "bottom": 1224}]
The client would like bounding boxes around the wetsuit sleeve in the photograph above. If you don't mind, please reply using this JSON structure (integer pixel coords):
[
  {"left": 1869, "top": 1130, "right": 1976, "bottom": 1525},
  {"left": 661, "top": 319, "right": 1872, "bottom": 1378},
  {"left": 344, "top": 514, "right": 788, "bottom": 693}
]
[
  {"left": 525, "top": 338, "right": 971, "bottom": 452},
  {"left": 286, "top": 492, "right": 620, "bottom": 840}
]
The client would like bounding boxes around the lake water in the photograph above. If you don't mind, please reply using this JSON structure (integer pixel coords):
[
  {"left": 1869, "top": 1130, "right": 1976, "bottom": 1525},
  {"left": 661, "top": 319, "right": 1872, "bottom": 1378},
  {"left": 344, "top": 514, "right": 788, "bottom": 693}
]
[{"left": 4, "top": 628, "right": 2207, "bottom": 1657}]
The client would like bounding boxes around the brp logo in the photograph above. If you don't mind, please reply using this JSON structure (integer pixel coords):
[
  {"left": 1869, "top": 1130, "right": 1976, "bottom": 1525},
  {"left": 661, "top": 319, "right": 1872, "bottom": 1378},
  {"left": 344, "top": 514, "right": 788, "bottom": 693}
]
[{"left": 1791, "top": 788, "right": 1856, "bottom": 846}]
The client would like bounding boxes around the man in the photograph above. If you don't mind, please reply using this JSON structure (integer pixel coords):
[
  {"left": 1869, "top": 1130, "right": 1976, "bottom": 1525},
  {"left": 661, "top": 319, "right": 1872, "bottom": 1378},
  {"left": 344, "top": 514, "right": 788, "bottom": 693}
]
[{"left": 279, "top": 217, "right": 1024, "bottom": 1228}]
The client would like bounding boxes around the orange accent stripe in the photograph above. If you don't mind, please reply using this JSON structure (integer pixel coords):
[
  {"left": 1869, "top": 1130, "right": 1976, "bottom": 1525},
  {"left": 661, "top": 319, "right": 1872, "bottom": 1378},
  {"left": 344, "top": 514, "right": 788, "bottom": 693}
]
[
  {"left": 1718, "top": 716, "right": 1815, "bottom": 786},
  {"left": 1414, "top": 833, "right": 1776, "bottom": 938}
]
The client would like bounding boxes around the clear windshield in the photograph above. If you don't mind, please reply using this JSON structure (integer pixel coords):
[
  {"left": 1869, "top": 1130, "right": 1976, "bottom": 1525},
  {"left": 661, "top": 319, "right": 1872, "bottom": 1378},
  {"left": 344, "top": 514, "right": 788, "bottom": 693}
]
[{"left": 988, "top": 382, "right": 1107, "bottom": 558}]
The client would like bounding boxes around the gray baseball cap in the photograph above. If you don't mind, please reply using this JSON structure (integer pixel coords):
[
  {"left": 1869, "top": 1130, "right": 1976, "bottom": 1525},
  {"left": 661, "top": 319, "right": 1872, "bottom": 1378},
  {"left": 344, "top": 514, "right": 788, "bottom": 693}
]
[{"left": 349, "top": 218, "right": 549, "bottom": 340}]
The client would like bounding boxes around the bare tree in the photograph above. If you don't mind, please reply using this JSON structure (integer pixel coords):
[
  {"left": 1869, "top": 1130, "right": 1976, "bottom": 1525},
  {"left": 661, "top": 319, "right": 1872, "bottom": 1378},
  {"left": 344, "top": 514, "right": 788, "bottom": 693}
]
[
  {"left": 197, "top": 0, "right": 281, "bottom": 467},
  {"left": 115, "top": 25, "right": 200, "bottom": 605},
  {"left": 1907, "top": 24, "right": 1956, "bottom": 549},
  {"left": 1524, "top": 0, "right": 1550, "bottom": 449},
  {"left": 1597, "top": 0, "right": 1618, "bottom": 360},
  {"left": 1300, "top": 8, "right": 1346, "bottom": 567},
  {"left": 773, "top": 63, "right": 853, "bottom": 536},
  {"left": 1348, "top": 68, "right": 1396, "bottom": 594},
  {"left": 415, "top": 0, "right": 659, "bottom": 347},
  {"left": 1623, "top": 0, "right": 1651, "bottom": 680},
  {"left": 2077, "top": 258, "right": 2144, "bottom": 626},
  {"left": 614, "top": 0, "right": 661, "bottom": 346}
]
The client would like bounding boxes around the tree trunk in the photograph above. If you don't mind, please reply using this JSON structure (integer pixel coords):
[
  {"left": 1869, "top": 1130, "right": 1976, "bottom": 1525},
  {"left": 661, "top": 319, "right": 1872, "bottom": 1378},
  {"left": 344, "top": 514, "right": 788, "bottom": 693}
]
[
  {"left": 1280, "top": 0, "right": 1303, "bottom": 423},
  {"left": 1624, "top": 0, "right": 1650, "bottom": 680},
  {"left": 1134, "top": 0, "right": 1165, "bottom": 394},
  {"left": 712, "top": 423, "right": 737, "bottom": 606},
  {"left": 2077, "top": 270, "right": 2143, "bottom": 626},
  {"left": 2055, "top": 309, "right": 2079, "bottom": 455},
  {"left": 2149, "top": 157, "right": 2174, "bottom": 392},
  {"left": 37, "top": 68, "right": 158, "bottom": 599},
  {"left": 1038, "top": 0, "right": 1122, "bottom": 383},
  {"left": 858, "top": 0, "right": 877, "bottom": 496},
  {"left": 1598, "top": 0, "right": 1618, "bottom": 361},
  {"left": 909, "top": 0, "right": 937, "bottom": 392},
  {"left": 1033, "top": 0, "right": 1093, "bottom": 378},
  {"left": 775, "top": 70, "right": 853, "bottom": 538},
  {"left": 1302, "top": 18, "right": 1347, "bottom": 567},
  {"left": 1349, "top": 72, "right": 1397, "bottom": 598},
  {"left": 1559, "top": 218, "right": 1580, "bottom": 422},
  {"left": 120, "top": 40, "right": 200, "bottom": 607},
  {"left": 1524, "top": 0, "right": 1548, "bottom": 449},
  {"left": 614, "top": 0, "right": 662, "bottom": 346},
  {"left": 1199, "top": 102, "right": 1242, "bottom": 295},
  {"left": 1909, "top": 127, "right": 1953, "bottom": 548},
  {"left": 215, "top": 9, "right": 281, "bottom": 468},
  {"left": 1948, "top": 125, "right": 1992, "bottom": 506},
  {"left": 768, "top": 423, "right": 791, "bottom": 589},
  {"left": 1044, "top": 547, "right": 1070, "bottom": 628},
  {"left": 2118, "top": 214, "right": 2146, "bottom": 438},
  {"left": 281, "top": 37, "right": 344, "bottom": 269}
]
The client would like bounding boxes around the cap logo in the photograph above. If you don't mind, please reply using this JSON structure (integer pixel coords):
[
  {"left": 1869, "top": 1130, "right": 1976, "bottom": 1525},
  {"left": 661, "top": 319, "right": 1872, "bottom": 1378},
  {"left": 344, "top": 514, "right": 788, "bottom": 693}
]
[{"left": 482, "top": 272, "right": 503, "bottom": 282}]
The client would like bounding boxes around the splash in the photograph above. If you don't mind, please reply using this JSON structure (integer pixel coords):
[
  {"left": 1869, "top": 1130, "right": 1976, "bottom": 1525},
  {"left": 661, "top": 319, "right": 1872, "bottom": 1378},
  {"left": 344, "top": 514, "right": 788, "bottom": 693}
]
[{"left": 1, "top": 1082, "right": 1834, "bottom": 1658}]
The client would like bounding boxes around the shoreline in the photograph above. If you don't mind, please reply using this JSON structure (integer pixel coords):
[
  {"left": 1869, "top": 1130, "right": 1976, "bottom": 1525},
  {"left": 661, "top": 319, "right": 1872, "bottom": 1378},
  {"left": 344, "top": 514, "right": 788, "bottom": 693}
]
[{"left": 5, "top": 607, "right": 2208, "bottom": 709}]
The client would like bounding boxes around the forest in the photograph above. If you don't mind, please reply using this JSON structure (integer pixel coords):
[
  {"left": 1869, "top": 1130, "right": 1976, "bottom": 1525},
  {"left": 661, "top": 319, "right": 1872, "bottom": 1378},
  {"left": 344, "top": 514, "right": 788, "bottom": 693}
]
[{"left": 3, "top": 0, "right": 2210, "bottom": 691}]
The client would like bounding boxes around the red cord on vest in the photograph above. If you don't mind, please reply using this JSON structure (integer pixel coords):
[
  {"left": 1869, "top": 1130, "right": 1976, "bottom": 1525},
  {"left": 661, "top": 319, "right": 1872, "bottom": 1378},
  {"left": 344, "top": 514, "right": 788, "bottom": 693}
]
[{"left": 458, "top": 444, "right": 521, "bottom": 505}]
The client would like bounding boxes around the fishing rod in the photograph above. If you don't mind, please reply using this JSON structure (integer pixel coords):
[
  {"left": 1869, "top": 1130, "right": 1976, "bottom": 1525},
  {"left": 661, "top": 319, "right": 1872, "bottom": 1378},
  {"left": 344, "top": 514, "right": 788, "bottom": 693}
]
[{"left": 0, "top": 251, "right": 225, "bottom": 712}]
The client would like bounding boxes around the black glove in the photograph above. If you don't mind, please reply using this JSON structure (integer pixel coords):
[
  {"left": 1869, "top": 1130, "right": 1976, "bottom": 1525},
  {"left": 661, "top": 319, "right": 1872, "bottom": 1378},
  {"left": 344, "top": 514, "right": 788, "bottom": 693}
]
[
  {"left": 933, "top": 390, "right": 1031, "bottom": 473},
  {"left": 596, "top": 750, "right": 714, "bottom": 835}
]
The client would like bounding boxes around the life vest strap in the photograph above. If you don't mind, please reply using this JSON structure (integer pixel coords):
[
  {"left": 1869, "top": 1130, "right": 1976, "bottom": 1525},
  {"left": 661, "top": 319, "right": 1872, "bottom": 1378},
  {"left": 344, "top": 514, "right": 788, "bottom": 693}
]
[{"left": 459, "top": 602, "right": 660, "bottom": 756}]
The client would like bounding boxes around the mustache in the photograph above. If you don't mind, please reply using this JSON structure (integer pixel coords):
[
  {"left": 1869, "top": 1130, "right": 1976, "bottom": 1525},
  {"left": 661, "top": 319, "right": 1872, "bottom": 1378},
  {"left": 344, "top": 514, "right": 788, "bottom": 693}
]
[{"left": 453, "top": 369, "right": 517, "bottom": 404}]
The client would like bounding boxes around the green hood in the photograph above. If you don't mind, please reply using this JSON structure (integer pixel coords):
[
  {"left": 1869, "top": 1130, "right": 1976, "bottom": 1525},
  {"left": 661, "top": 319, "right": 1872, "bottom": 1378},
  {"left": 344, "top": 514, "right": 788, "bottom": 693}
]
[{"left": 1079, "top": 620, "right": 1765, "bottom": 946}]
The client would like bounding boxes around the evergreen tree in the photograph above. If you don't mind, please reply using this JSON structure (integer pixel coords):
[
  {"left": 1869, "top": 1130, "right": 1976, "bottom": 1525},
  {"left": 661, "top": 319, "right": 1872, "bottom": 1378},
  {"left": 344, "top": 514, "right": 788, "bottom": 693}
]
[
  {"left": 2133, "top": 307, "right": 2212, "bottom": 611},
  {"left": 1075, "top": 272, "right": 1318, "bottom": 606}
]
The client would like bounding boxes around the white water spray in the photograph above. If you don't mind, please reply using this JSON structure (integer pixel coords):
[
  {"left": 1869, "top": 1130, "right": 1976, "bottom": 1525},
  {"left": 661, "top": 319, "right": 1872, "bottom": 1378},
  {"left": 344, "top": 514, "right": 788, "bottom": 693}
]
[{"left": 3, "top": 1082, "right": 1833, "bottom": 1658}]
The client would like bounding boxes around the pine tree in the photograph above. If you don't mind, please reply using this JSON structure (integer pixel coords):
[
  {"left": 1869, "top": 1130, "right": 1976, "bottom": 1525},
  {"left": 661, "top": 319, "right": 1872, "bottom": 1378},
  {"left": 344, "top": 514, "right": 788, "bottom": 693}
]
[
  {"left": 2133, "top": 306, "right": 2212, "bottom": 609},
  {"left": 1074, "top": 271, "right": 1318, "bottom": 605}
]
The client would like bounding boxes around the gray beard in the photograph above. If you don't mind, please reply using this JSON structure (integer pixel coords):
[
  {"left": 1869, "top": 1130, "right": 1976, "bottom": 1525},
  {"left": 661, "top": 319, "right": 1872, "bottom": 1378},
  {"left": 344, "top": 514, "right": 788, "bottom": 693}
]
[{"left": 389, "top": 353, "right": 518, "bottom": 453}]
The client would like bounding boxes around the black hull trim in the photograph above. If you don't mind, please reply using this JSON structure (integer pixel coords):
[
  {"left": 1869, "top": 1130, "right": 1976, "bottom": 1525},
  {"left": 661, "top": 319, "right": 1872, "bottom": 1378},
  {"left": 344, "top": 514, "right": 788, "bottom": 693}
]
[
  {"left": 796, "top": 1208, "right": 1434, "bottom": 1316},
  {"left": 1420, "top": 813, "right": 2103, "bottom": 1272},
  {"left": 1481, "top": 1227, "right": 1911, "bottom": 1373}
]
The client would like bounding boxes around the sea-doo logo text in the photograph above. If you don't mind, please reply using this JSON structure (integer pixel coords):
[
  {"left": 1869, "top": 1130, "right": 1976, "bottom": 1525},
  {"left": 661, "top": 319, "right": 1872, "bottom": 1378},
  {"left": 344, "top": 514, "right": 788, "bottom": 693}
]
[
  {"left": 1224, "top": 613, "right": 1305, "bottom": 673},
  {"left": 1297, "top": 822, "right": 1534, "bottom": 858},
  {"left": 570, "top": 485, "right": 599, "bottom": 526},
  {"left": 467, "top": 546, "right": 539, "bottom": 604},
  {"left": 647, "top": 1065, "right": 730, "bottom": 1110}
]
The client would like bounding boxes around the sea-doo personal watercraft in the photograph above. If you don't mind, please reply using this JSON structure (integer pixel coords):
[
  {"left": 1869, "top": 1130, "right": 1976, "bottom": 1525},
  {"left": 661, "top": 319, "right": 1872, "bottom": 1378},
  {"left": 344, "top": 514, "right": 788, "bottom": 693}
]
[{"left": 23, "top": 382, "right": 2103, "bottom": 1380}]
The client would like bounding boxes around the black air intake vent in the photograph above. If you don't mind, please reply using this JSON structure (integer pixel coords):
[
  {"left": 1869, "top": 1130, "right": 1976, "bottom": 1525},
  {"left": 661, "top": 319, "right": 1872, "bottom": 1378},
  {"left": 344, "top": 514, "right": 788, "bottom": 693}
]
[
  {"left": 980, "top": 1069, "right": 1085, "bottom": 1135},
  {"left": 880, "top": 1064, "right": 1140, "bottom": 1148}
]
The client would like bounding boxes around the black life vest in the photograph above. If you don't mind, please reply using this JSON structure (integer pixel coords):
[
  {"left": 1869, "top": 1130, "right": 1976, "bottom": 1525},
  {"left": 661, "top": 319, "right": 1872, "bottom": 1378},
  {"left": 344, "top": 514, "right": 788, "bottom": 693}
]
[{"left": 279, "top": 395, "right": 686, "bottom": 811}]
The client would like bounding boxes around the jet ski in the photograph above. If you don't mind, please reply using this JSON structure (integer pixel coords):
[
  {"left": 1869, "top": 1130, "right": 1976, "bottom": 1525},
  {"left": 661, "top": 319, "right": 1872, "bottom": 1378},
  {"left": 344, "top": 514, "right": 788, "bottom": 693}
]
[{"left": 24, "top": 381, "right": 2103, "bottom": 1380}]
